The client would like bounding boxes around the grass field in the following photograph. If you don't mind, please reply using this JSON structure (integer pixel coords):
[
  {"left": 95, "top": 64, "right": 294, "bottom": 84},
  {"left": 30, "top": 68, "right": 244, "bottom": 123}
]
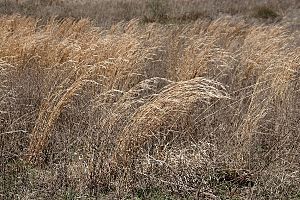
[{"left": 0, "top": 0, "right": 299, "bottom": 199}]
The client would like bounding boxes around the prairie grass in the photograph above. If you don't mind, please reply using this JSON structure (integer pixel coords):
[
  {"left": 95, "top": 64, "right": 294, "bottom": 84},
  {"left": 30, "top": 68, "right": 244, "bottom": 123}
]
[
  {"left": 0, "top": 0, "right": 299, "bottom": 25},
  {"left": 0, "top": 9, "right": 299, "bottom": 200}
]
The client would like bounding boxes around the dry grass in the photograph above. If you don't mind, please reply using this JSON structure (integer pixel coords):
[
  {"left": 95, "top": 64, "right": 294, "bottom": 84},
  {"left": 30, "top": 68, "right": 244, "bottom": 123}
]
[
  {"left": 0, "top": 0, "right": 299, "bottom": 25},
  {"left": 0, "top": 6, "right": 299, "bottom": 200}
]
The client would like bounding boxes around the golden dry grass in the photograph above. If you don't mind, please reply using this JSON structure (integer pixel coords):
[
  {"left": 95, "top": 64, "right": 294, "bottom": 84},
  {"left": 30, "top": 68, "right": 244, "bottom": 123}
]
[{"left": 0, "top": 11, "right": 299, "bottom": 199}]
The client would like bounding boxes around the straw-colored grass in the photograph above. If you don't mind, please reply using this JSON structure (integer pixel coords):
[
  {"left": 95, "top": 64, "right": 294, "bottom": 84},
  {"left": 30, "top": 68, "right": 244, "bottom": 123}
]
[{"left": 0, "top": 12, "right": 299, "bottom": 199}]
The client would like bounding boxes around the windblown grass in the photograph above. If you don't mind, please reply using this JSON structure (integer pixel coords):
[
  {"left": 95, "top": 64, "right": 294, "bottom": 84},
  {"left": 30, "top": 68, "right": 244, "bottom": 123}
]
[{"left": 0, "top": 14, "right": 299, "bottom": 199}]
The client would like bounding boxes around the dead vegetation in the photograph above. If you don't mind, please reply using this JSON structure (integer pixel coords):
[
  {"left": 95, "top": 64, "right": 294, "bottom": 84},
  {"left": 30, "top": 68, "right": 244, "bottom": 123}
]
[
  {"left": 0, "top": 2, "right": 299, "bottom": 199},
  {"left": 0, "top": 0, "right": 299, "bottom": 25}
]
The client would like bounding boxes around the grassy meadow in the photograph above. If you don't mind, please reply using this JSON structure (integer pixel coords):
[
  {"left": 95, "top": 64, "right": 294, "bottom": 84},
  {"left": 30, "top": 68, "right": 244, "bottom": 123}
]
[{"left": 0, "top": 0, "right": 299, "bottom": 199}]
